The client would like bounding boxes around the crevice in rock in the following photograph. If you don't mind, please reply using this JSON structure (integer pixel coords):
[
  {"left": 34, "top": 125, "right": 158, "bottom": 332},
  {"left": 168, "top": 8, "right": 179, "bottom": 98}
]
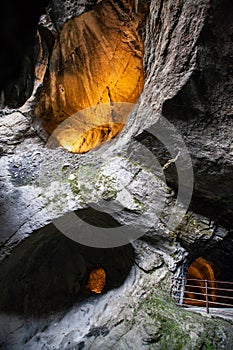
[{"left": 0, "top": 0, "right": 49, "bottom": 107}]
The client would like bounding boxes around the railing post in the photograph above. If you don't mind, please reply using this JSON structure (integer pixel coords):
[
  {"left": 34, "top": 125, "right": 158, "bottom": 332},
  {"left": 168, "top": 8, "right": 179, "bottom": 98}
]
[
  {"left": 205, "top": 280, "right": 209, "bottom": 314},
  {"left": 179, "top": 278, "right": 185, "bottom": 306}
]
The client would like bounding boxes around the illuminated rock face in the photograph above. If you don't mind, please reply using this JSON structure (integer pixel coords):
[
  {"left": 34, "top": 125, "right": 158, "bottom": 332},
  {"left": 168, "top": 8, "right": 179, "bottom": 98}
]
[
  {"left": 35, "top": 0, "right": 146, "bottom": 149},
  {"left": 47, "top": 102, "right": 134, "bottom": 153},
  {"left": 1, "top": 0, "right": 233, "bottom": 348},
  {"left": 187, "top": 257, "right": 215, "bottom": 282},
  {"left": 86, "top": 266, "right": 106, "bottom": 294},
  {"left": 57, "top": 123, "right": 124, "bottom": 153},
  {"left": 184, "top": 257, "right": 216, "bottom": 306}
]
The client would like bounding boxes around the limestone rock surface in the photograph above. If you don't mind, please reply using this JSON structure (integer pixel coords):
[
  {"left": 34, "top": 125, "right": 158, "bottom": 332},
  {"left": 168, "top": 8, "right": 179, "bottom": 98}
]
[{"left": 0, "top": 0, "right": 233, "bottom": 349}]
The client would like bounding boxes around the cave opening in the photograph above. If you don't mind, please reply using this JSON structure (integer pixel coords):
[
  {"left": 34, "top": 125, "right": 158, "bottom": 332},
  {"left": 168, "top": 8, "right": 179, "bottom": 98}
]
[
  {"left": 182, "top": 235, "right": 233, "bottom": 308},
  {"left": 0, "top": 224, "right": 134, "bottom": 316},
  {"left": 34, "top": 0, "right": 148, "bottom": 153},
  {"left": 183, "top": 257, "right": 217, "bottom": 307}
]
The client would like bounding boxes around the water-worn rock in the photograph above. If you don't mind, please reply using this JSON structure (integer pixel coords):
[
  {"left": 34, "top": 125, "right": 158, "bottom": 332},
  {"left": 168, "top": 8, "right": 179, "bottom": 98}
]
[
  {"left": 34, "top": 0, "right": 146, "bottom": 136},
  {"left": 0, "top": 0, "right": 233, "bottom": 349},
  {"left": 136, "top": 0, "right": 233, "bottom": 226}
]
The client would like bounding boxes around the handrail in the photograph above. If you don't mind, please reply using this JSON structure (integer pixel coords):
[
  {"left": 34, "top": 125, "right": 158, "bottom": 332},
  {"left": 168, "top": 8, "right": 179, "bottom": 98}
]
[
  {"left": 174, "top": 283, "right": 233, "bottom": 293},
  {"left": 172, "top": 277, "right": 233, "bottom": 314},
  {"left": 173, "top": 289, "right": 233, "bottom": 300},
  {"left": 173, "top": 277, "right": 233, "bottom": 285}
]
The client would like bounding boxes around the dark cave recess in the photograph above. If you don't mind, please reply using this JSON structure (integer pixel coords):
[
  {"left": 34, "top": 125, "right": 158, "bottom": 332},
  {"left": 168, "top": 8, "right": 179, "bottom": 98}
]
[
  {"left": 0, "top": 224, "right": 134, "bottom": 316},
  {"left": 0, "top": 0, "right": 49, "bottom": 104}
]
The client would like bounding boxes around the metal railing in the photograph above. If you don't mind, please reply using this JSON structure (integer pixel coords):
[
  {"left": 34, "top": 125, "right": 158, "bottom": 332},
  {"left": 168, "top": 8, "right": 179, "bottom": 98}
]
[{"left": 172, "top": 277, "right": 233, "bottom": 314}]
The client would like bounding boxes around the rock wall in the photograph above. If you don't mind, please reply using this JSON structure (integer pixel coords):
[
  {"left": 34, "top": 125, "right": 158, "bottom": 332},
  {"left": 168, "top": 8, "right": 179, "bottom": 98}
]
[
  {"left": 0, "top": 0, "right": 233, "bottom": 349},
  {"left": 0, "top": 0, "right": 49, "bottom": 107},
  {"left": 34, "top": 0, "right": 146, "bottom": 135},
  {"left": 162, "top": 0, "right": 233, "bottom": 226}
]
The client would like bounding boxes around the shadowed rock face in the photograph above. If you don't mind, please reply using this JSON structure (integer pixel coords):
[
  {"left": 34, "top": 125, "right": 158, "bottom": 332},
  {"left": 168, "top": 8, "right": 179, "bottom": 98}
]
[
  {"left": 0, "top": 225, "right": 134, "bottom": 315},
  {"left": 34, "top": 0, "right": 146, "bottom": 136},
  {"left": 0, "top": 0, "right": 49, "bottom": 106},
  {"left": 0, "top": 0, "right": 233, "bottom": 349},
  {"left": 135, "top": 0, "right": 233, "bottom": 226}
]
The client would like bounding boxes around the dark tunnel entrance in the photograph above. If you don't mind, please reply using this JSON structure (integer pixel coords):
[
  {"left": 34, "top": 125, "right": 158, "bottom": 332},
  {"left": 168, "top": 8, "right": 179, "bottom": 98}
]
[
  {"left": 0, "top": 224, "right": 134, "bottom": 316},
  {"left": 183, "top": 234, "right": 233, "bottom": 308}
]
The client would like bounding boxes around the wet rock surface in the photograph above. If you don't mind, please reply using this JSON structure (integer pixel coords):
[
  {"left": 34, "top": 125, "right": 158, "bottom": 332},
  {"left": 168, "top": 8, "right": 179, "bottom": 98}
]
[{"left": 0, "top": 0, "right": 233, "bottom": 349}]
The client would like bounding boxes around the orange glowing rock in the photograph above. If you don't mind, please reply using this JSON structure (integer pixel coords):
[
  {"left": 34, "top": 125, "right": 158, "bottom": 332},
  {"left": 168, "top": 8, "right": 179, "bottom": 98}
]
[
  {"left": 86, "top": 266, "right": 106, "bottom": 294},
  {"left": 187, "top": 257, "right": 215, "bottom": 282},
  {"left": 35, "top": 0, "right": 146, "bottom": 149},
  {"left": 184, "top": 257, "right": 216, "bottom": 305},
  {"left": 47, "top": 102, "right": 134, "bottom": 153}
]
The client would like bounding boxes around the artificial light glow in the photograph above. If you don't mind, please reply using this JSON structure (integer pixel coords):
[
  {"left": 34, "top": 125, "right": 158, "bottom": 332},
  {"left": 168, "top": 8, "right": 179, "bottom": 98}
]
[
  {"left": 35, "top": 0, "right": 146, "bottom": 152},
  {"left": 86, "top": 267, "right": 106, "bottom": 294},
  {"left": 47, "top": 102, "right": 135, "bottom": 153},
  {"left": 184, "top": 257, "right": 216, "bottom": 305}
]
